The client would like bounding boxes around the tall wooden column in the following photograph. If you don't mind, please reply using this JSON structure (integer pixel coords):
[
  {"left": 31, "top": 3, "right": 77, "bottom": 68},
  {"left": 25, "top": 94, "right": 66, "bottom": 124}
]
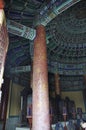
[
  {"left": 32, "top": 25, "right": 50, "bottom": 130},
  {"left": 83, "top": 75, "right": 86, "bottom": 111},
  {"left": 84, "top": 75, "right": 86, "bottom": 85},
  {"left": 0, "top": 77, "right": 10, "bottom": 130},
  {"left": 55, "top": 74, "right": 60, "bottom": 95},
  {"left": 54, "top": 74, "right": 61, "bottom": 115},
  {"left": 30, "top": 60, "right": 33, "bottom": 89},
  {"left": 0, "top": 6, "right": 9, "bottom": 90},
  {"left": 0, "top": 0, "right": 4, "bottom": 9}
]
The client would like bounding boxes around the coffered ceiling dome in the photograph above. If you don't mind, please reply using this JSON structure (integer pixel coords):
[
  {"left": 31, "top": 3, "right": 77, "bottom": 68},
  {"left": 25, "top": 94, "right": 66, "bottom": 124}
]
[
  {"left": 46, "top": 0, "right": 86, "bottom": 64},
  {"left": 5, "top": 0, "right": 86, "bottom": 76}
]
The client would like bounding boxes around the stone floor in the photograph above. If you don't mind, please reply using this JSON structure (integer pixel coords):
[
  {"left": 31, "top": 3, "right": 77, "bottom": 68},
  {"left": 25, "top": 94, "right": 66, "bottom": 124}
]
[{"left": 6, "top": 116, "right": 19, "bottom": 130}]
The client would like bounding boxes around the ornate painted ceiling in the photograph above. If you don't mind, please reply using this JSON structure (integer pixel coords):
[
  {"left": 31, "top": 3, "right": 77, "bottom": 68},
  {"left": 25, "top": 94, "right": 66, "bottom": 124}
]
[
  {"left": 46, "top": 0, "right": 86, "bottom": 75},
  {"left": 4, "top": 0, "right": 86, "bottom": 91}
]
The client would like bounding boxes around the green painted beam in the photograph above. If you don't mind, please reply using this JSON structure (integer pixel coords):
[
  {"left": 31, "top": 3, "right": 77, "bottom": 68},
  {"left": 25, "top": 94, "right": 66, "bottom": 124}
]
[
  {"left": 35, "top": 0, "right": 81, "bottom": 26},
  {"left": 7, "top": 20, "right": 36, "bottom": 40},
  {"left": 10, "top": 65, "right": 31, "bottom": 73}
]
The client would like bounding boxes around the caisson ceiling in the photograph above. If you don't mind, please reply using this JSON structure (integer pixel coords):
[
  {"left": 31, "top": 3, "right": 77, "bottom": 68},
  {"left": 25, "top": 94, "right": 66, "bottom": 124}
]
[
  {"left": 46, "top": 0, "right": 86, "bottom": 75},
  {"left": 4, "top": 0, "right": 86, "bottom": 91}
]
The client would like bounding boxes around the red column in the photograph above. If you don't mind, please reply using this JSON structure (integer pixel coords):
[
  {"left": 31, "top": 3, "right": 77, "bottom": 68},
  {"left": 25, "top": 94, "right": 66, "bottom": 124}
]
[
  {"left": 30, "top": 61, "right": 33, "bottom": 89},
  {"left": 55, "top": 74, "right": 60, "bottom": 95},
  {"left": 32, "top": 25, "right": 50, "bottom": 130},
  {"left": 0, "top": 77, "right": 10, "bottom": 130},
  {"left": 54, "top": 74, "right": 61, "bottom": 115},
  {"left": 0, "top": 10, "right": 9, "bottom": 104},
  {"left": 0, "top": 0, "right": 4, "bottom": 9}
]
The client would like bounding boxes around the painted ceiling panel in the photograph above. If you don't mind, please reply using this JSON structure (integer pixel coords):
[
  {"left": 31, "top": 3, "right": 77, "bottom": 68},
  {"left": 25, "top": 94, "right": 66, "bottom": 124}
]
[
  {"left": 4, "top": 0, "right": 86, "bottom": 90},
  {"left": 46, "top": 0, "right": 86, "bottom": 74}
]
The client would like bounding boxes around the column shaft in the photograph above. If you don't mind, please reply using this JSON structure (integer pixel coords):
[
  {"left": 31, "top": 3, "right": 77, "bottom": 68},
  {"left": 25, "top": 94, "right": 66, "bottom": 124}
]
[
  {"left": 0, "top": 77, "right": 10, "bottom": 130},
  {"left": 0, "top": 10, "right": 9, "bottom": 89},
  {"left": 32, "top": 25, "right": 50, "bottom": 130},
  {"left": 54, "top": 74, "right": 61, "bottom": 115},
  {"left": 0, "top": 0, "right": 4, "bottom": 9},
  {"left": 55, "top": 74, "right": 60, "bottom": 95}
]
